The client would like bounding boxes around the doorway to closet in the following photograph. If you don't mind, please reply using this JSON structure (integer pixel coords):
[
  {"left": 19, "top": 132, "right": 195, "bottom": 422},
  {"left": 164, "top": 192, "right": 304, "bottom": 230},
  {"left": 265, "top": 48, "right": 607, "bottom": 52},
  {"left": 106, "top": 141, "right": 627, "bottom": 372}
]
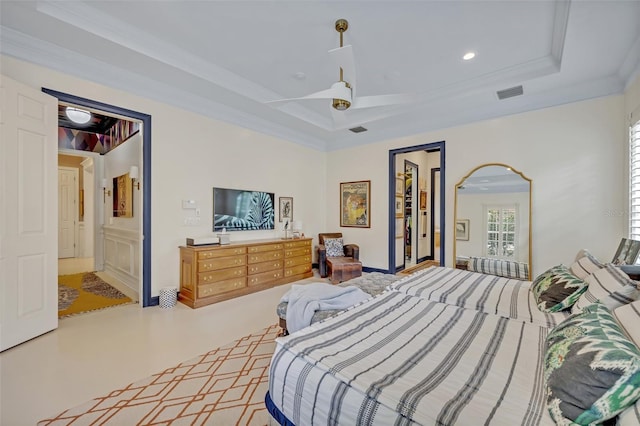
[{"left": 388, "top": 141, "right": 445, "bottom": 273}]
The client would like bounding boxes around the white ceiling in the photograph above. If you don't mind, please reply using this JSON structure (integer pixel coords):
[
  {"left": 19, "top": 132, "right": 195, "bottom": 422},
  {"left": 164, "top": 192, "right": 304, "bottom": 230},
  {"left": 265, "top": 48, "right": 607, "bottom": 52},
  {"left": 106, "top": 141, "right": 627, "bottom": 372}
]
[{"left": 1, "top": 1, "right": 639, "bottom": 151}]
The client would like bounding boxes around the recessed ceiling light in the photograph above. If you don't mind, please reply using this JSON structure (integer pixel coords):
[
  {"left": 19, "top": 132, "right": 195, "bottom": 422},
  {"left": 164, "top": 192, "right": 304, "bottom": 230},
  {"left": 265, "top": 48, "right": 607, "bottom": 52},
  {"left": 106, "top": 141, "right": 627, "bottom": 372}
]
[
  {"left": 463, "top": 52, "right": 476, "bottom": 61},
  {"left": 65, "top": 106, "right": 91, "bottom": 124},
  {"left": 293, "top": 71, "right": 306, "bottom": 80}
]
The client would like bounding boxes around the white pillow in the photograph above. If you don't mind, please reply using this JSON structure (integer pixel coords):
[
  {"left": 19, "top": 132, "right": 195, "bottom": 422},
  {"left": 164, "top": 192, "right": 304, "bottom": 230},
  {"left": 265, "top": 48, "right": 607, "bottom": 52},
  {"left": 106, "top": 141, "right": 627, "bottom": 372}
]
[
  {"left": 571, "top": 264, "right": 639, "bottom": 315},
  {"left": 569, "top": 249, "right": 604, "bottom": 280}
]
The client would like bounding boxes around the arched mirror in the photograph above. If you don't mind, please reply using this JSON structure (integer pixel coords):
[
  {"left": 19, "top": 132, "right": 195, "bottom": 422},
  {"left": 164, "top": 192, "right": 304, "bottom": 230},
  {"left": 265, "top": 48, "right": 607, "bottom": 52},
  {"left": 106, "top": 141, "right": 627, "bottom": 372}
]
[{"left": 453, "top": 163, "right": 532, "bottom": 276}]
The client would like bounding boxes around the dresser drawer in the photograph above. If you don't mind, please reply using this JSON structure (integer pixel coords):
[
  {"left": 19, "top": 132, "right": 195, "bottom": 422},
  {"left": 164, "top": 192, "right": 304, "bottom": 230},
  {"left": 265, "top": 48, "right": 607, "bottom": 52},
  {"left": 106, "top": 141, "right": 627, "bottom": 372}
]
[
  {"left": 199, "top": 256, "right": 246, "bottom": 271},
  {"left": 198, "top": 277, "right": 246, "bottom": 297},
  {"left": 198, "top": 247, "right": 246, "bottom": 259},
  {"left": 248, "top": 269, "right": 284, "bottom": 286},
  {"left": 199, "top": 265, "right": 246, "bottom": 284},
  {"left": 284, "top": 240, "right": 310, "bottom": 249},
  {"left": 247, "top": 243, "right": 283, "bottom": 253},
  {"left": 285, "top": 247, "right": 311, "bottom": 257},
  {"left": 284, "top": 263, "right": 312, "bottom": 277},
  {"left": 248, "top": 250, "right": 283, "bottom": 263},
  {"left": 285, "top": 255, "right": 311, "bottom": 267},
  {"left": 248, "top": 260, "right": 283, "bottom": 275}
]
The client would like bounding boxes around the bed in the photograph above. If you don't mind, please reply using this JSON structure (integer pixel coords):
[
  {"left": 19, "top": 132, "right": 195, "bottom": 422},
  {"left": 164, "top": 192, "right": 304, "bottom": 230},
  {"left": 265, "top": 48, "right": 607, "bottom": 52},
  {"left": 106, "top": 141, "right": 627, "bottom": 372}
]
[
  {"left": 266, "top": 256, "right": 640, "bottom": 425},
  {"left": 389, "top": 266, "right": 570, "bottom": 328},
  {"left": 267, "top": 290, "right": 554, "bottom": 425}
]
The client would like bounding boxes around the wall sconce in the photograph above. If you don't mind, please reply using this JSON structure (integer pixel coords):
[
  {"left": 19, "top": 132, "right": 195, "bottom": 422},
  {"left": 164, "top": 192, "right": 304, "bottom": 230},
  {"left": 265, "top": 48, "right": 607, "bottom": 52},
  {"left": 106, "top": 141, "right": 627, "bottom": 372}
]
[
  {"left": 130, "top": 166, "right": 140, "bottom": 190},
  {"left": 102, "top": 178, "right": 111, "bottom": 203}
]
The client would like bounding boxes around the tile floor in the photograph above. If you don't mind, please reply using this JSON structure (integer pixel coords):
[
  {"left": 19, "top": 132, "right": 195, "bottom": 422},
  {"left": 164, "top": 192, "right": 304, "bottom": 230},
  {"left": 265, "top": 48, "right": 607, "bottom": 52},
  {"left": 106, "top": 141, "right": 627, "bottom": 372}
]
[{"left": 0, "top": 258, "right": 319, "bottom": 426}]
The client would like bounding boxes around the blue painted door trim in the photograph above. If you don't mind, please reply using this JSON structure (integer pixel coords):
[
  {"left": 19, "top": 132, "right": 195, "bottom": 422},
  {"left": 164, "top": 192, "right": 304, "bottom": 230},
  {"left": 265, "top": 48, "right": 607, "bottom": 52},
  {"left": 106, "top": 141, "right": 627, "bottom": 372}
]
[
  {"left": 388, "top": 142, "right": 445, "bottom": 273},
  {"left": 42, "top": 88, "right": 154, "bottom": 307}
]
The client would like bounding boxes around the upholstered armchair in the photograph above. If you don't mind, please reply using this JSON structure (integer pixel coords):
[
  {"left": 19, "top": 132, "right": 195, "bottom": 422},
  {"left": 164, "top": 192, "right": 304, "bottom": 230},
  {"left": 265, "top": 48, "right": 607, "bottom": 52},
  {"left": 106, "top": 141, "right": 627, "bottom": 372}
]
[{"left": 317, "top": 233, "right": 360, "bottom": 278}]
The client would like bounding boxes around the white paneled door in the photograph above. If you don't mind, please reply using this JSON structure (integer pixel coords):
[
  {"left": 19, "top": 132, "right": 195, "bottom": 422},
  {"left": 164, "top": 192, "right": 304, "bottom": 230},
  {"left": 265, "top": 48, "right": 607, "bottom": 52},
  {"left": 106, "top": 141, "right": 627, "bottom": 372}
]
[
  {"left": 0, "top": 74, "right": 58, "bottom": 351},
  {"left": 58, "top": 167, "right": 77, "bottom": 258}
]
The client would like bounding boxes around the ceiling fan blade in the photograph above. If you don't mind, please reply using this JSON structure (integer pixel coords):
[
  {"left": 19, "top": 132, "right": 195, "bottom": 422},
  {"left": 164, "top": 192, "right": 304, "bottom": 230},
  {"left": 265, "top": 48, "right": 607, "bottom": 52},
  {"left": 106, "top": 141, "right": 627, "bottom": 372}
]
[
  {"left": 351, "top": 93, "right": 418, "bottom": 110},
  {"left": 266, "top": 81, "right": 352, "bottom": 106},
  {"left": 266, "top": 88, "right": 337, "bottom": 106},
  {"left": 329, "top": 45, "right": 357, "bottom": 99}
]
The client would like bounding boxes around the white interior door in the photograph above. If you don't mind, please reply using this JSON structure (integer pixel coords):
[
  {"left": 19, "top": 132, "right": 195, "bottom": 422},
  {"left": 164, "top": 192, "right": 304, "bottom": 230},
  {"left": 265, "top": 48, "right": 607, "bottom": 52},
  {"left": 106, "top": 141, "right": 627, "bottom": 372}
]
[
  {"left": 0, "top": 74, "right": 58, "bottom": 352},
  {"left": 58, "top": 167, "right": 77, "bottom": 258}
]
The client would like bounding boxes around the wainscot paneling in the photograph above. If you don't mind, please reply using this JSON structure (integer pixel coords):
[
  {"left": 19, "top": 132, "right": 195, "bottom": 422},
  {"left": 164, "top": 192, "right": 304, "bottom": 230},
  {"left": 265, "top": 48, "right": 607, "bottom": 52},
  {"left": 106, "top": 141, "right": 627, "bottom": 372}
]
[{"left": 103, "top": 226, "right": 139, "bottom": 292}]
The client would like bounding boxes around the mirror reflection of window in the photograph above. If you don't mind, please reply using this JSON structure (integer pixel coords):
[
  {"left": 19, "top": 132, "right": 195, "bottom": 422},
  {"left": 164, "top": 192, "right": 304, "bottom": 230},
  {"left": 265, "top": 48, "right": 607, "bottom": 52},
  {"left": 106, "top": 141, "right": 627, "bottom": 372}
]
[{"left": 485, "top": 205, "right": 517, "bottom": 259}]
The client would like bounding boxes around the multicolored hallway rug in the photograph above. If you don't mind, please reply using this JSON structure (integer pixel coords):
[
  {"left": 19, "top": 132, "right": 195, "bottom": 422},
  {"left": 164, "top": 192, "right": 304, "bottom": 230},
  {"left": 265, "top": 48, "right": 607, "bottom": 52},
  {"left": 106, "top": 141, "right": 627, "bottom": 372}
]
[
  {"left": 38, "top": 324, "right": 279, "bottom": 425},
  {"left": 58, "top": 272, "right": 133, "bottom": 318}
]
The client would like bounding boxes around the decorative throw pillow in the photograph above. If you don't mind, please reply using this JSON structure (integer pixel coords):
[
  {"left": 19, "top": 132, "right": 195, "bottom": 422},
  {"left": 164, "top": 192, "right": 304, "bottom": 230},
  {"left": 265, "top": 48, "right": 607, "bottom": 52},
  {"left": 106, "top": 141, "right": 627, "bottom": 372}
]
[
  {"left": 545, "top": 302, "right": 640, "bottom": 425},
  {"left": 531, "top": 264, "right": 568, "bottom": 300},
  {"left": 324, "top": 238, "right": 344, "bottom": 257},
  {"left": 570, "top": 249, "right": 604, "bottom": 280},
  {"left": 531, "top": 265, "right": 587, "bottom": 312},
  {"left": 571, "top": 264, "right": 639, "bottom": 315}
]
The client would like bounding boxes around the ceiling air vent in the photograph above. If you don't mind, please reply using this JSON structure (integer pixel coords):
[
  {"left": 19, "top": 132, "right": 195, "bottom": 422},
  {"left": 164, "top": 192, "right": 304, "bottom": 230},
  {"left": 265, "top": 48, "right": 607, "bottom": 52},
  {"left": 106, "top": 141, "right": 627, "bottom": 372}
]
[
  {"left": 349, "top": 126, "right": 368, "bottom": 133},
  {"left": 496, "top": 85, "right": 524, "bottom": 100}
]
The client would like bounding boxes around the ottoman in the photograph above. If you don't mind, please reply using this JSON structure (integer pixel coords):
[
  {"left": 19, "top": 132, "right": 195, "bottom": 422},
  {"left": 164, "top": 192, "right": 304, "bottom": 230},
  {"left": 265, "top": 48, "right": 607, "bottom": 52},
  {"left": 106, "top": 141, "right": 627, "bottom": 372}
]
[{"left": 326, "top": 257, "right": 362, "bottom": 284}]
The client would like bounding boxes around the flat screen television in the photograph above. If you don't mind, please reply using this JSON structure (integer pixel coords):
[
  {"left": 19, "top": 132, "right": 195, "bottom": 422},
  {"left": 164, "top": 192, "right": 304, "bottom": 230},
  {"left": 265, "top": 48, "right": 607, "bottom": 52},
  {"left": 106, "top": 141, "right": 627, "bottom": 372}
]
[{"left": 212, "top": 187, "right": 275, "bottom": 231}]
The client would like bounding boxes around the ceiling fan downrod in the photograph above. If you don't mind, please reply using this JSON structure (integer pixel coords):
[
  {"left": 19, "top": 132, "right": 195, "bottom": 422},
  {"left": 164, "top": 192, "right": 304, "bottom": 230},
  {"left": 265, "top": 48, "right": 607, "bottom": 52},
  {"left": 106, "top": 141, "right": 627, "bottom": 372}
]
[{"left": 333, "top": 19, "right": 351, "bottom": 111}]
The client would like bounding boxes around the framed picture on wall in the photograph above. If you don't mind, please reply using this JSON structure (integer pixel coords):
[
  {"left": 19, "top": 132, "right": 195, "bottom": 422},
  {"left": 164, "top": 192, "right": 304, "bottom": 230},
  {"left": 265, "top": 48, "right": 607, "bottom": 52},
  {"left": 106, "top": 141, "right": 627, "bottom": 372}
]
[
  {"left": 279, "top": 197, "right": 293, "bottom": 222},
  {"left": 419, "top": 190, "right": 427, "bottom": 210},
  {"left": 395, "top": 178, "right": 403, "bottom": 196},
  {"left": 395, "top": 196, "right": 403, "bottom": 218},
  {"left": 340, "top": 180, "right": 371, "bottom": 228},
  {"left": 456, "top": 219, "right": 470, "bottom": 241},
  {"left": 396, "top": 218, "right": 404, "bottom": 238},
  {"left": 113, "top": 173, "right": 133, "bottom": 218}
]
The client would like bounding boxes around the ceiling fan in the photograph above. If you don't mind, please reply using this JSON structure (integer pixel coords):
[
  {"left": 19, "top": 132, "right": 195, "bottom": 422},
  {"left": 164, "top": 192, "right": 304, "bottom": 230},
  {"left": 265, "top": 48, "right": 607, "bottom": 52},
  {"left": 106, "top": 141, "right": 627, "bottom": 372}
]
[{"left": 266, "top": 19, "right": 416, "bottom": 122}]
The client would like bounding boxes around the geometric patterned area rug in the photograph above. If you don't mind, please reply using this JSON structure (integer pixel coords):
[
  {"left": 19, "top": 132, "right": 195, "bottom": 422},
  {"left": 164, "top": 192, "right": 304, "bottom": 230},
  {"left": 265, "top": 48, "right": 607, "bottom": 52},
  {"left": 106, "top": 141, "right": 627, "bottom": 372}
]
[
  {"left": 58, "top": 272, "right": 133, "bottom": 318},
  {"left": 38, "top": 323, "right": 280, "bottom": 425}
]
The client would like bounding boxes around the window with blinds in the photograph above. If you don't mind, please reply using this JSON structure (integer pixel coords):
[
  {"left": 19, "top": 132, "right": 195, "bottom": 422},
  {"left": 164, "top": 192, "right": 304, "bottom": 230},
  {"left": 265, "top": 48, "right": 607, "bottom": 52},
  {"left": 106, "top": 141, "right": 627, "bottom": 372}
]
[{"left": 630, "top": 119, "right": 640, "bottom": 241}]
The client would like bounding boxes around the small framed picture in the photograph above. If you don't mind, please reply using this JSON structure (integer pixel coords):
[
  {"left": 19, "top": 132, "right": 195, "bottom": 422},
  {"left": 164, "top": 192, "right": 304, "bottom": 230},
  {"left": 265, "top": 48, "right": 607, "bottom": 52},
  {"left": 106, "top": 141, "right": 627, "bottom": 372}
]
[
  {"left": 419, "top": 191, "right": 427, "bottom": 210},
  {"left": 395, "top": 178, "right": 403, "bottom": 196},
  {"left": 456, "top": 219, "right": 470, "bottom": 241},
  {"left": 279, "top": 197, "right": 293, "bottom": 222},
  {"left": 395, "top": 196, "right": 404, "bottom": 218}
]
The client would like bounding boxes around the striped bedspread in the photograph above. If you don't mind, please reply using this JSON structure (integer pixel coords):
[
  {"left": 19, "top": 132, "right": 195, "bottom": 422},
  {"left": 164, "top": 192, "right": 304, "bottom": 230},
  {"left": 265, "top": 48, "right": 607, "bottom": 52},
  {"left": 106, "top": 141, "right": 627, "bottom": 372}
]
[
  {"left": 269, "top": 291, "right": 555, "bottom": 426},
  {"left": 389, "top": 266, "right": 569, "bottom": 328}
]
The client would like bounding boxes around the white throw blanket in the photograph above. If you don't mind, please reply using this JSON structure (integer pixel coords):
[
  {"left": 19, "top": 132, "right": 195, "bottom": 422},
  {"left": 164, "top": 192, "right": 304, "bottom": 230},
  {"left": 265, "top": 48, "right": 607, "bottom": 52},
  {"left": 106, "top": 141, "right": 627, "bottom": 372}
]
[{"left": 280, "top": 282, "right": 370, "bottom": 333}]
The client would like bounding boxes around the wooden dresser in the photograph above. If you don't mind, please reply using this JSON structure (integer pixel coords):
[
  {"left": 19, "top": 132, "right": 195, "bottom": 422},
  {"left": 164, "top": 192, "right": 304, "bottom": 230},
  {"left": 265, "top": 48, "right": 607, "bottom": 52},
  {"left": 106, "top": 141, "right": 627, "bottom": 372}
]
[{"left": 179, "top": 238, "right": 312, "bottom": 308}]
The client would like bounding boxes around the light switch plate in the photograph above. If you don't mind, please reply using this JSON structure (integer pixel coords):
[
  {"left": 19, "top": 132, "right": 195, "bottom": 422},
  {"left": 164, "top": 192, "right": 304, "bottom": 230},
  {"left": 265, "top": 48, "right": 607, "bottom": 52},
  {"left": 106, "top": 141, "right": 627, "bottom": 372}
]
[{"left": 182, "top": 200, "right": 198, "bottom": 209}]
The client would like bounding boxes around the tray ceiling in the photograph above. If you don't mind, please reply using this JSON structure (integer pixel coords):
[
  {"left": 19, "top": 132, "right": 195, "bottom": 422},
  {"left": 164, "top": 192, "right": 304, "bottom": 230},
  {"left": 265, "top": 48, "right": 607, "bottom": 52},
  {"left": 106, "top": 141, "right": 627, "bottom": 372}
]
[{"left": 1, "top": 0, "right": 639, "bottom": 151}]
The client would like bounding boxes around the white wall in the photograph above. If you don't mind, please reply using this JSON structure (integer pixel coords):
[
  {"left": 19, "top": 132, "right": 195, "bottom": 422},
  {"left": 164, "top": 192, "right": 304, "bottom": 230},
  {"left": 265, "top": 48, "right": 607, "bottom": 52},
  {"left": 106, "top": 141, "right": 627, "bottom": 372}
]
[
  {"left": 327, "top": 95, "right": 627, "bottom": 277},
  {"left": 104, "top": 132, "right": 142, "bottom": 230},
  {"left": 4, "top": 54, "right": 637, "bottom": 287},
  {"left": 1, "top": 55, "right": 327, "bottom": 299}
]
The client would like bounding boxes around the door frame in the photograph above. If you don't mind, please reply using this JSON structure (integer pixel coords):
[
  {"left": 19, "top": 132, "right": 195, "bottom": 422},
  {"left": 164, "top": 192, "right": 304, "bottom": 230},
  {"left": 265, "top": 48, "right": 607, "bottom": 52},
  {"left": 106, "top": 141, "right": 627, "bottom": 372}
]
[
  {"left": 43, "top": 88, "right": 155, "bottom": 307},
  {"left": 403, "top": 160, "right": 419, "bottom": 266},
  {"left": 430, "top": 167, "right": 441, "bottom": 260},
  {"left": 388, "top": 141, "right": 445, "bottom": 273}
]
